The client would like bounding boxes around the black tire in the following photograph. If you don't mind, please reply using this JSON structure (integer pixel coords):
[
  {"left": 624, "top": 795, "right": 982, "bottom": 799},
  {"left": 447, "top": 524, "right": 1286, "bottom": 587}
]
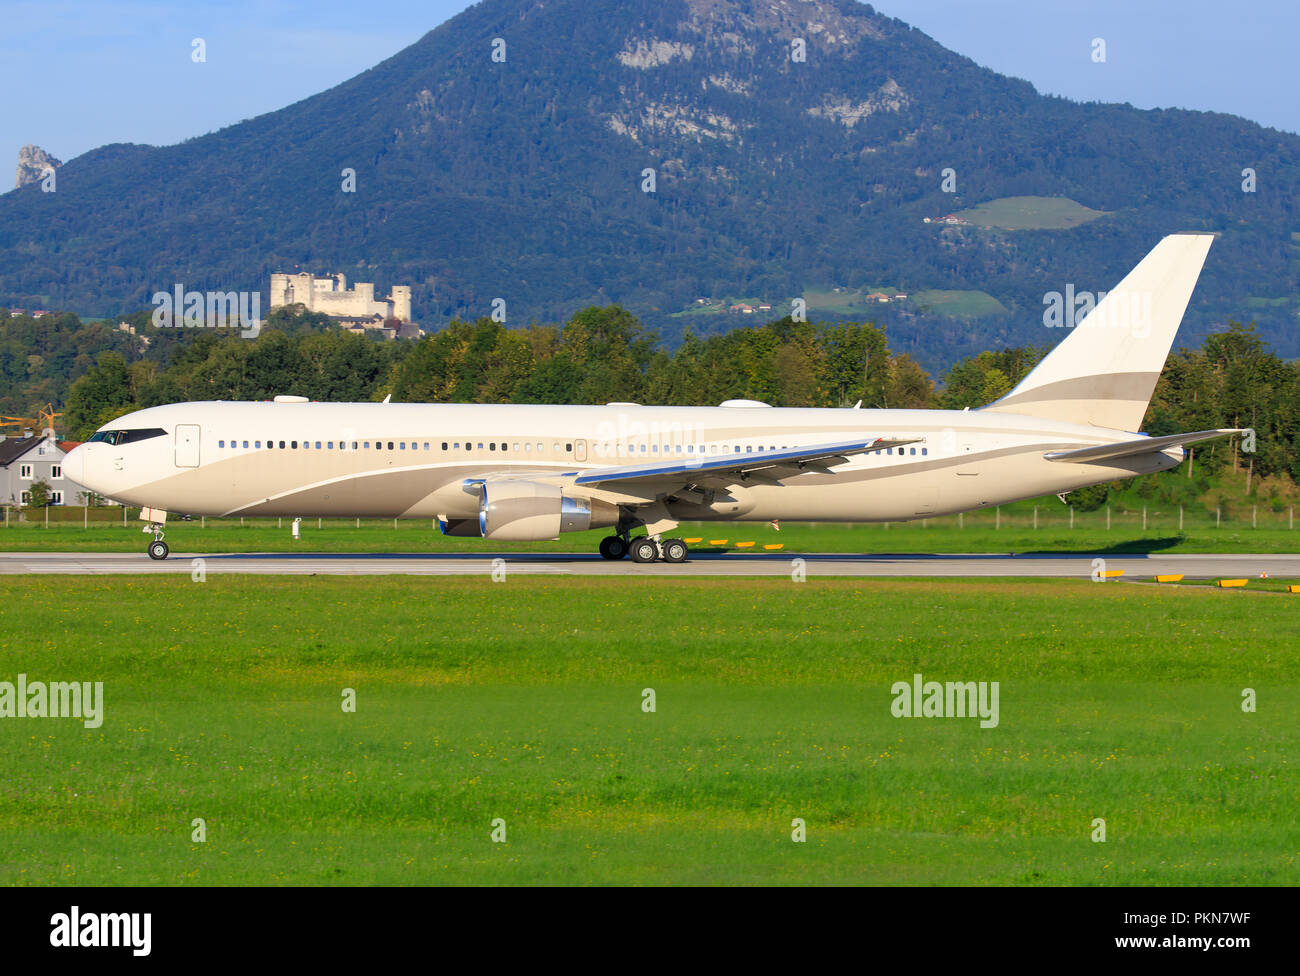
[
  {"left": 599, "top": 535, "right": 628, "bottom": 560},
  {"left": 629, "top": 538, "right": 659, "bottom": 563},
  {"left": 661, "top": 538, "right": 688, "bottom": 563},
  {"left": 147, "top": 541, "right": 169, "bottom": 561}
]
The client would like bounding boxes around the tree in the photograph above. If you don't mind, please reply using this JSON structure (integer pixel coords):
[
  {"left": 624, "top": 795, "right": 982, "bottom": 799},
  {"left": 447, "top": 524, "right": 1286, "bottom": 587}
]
[
  {"left": 25, "top": 478, "right": 51, "bottom": 513},
  {"left": 63, "top": 352, "right": 134, "bottom": 439}
]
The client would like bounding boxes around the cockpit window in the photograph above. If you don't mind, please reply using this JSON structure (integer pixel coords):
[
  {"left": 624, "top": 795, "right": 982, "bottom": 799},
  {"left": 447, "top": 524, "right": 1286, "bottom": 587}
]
[{"left": 87, "top": 428, "right": 167, "bottom": 446}]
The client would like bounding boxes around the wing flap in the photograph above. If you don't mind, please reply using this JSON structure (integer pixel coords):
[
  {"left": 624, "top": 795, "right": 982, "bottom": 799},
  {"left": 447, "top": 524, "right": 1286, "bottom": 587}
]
[{"left": 574, "top": 437, "right": 919, "bottom": 489}]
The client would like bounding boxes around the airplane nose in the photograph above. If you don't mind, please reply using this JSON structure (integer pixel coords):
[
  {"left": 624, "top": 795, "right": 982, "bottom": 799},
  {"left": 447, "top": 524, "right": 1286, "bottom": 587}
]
[{"left": 63, "top": 444, "right": 86, "bottom": 486}]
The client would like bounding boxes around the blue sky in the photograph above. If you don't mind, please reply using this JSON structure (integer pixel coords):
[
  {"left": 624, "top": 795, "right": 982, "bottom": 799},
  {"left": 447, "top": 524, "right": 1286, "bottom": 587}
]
[{"left": 5, "top": 0, "right": 1298, "bottom": 177}]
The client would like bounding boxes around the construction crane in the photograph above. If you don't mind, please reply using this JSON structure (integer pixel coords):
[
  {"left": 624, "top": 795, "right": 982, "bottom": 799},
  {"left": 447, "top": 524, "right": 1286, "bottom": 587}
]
[{"left": 0, "top": 403, "right": 62, "bottom": 437}]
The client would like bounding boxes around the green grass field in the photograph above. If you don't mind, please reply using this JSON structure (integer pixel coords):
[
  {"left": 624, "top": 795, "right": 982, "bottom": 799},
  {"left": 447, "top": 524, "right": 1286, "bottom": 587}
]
[
  {"left": 0, "top": 576, "right": 1294, "bottom": 885},
  {"left": 910, "top": 289, "right": 1009, "bottom": 318},
  {"left": 2, "top": 503, "right": 1297, "bottom": 554},
  {"left": 952, "top": 195, "right": 1111, "bottom": 231}
]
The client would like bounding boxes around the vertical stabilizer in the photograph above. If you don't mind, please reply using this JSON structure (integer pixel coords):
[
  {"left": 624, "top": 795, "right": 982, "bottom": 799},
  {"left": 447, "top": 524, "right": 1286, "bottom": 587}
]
[{"left": 982, "top": 233, "right": 1214, "bottom": 431}]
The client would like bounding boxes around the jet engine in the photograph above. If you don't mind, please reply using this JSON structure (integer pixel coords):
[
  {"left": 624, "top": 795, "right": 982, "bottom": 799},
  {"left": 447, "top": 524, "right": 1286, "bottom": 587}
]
[{"left": 443, "top": 482, "right": 619, "bottom": 541}]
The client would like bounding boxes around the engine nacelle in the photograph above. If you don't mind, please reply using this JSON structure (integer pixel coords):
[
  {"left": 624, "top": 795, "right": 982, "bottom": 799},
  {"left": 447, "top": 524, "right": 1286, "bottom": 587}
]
[{"left": 477, "top": 482, "right": 619, "bottom": 541}]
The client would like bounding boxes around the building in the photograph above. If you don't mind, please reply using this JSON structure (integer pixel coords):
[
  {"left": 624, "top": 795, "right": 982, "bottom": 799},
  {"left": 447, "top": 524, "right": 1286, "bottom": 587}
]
[
  {"left": 269, "top": 272, "right": 412, "bottom": 323},
  {"left": 0, "top": 434, "right": 82, "bottom": 508}
]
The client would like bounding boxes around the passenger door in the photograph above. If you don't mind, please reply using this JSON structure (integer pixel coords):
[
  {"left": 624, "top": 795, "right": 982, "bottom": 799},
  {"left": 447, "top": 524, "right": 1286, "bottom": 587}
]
[{"left": 175, "top": 425, "right": 200, "bottom": 468}]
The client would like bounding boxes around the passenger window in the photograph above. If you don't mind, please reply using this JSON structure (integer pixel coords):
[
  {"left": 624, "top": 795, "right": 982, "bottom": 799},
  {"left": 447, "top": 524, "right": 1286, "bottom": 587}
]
[
  {"left": 279, "top": 441, "right": 286, "bottom": 449},
  {"left": 242, "top": 441, "right": 249, "bottom": 448},
  {"left": 442, "top": 442, "right": 448, "bottom": 450},
  {"left": 554, "top": 443, "right": 561, "bottom": 452},
  {"left": 524, "top": 443, "right": 531, "bottom": 452},
  {"left": 489, "top": 443, "right": 496, "bottom": 451},
  {"left": 922, "top": 448, "right": 928, "bottom": 455},
  {"left": 218, "top": 440, "right": 225, "bottom": 448}
]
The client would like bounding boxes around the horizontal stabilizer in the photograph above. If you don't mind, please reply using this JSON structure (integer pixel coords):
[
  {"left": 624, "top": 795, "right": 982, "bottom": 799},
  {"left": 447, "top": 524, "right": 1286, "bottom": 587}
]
[{"left": 1044, "top": 429, "right": 1243, "bottom": 463}]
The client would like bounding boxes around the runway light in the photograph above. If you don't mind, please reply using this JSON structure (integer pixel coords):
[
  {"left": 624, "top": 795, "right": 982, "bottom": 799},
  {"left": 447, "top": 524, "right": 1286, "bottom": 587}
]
[
  {"left": 736, "top": 541, "right": 755, "bottom": 548},
  {"left": 1154, "top": 574, "right": 1184, "bottom": 583},
  {"left": 1215, "top": 579, "right": 1248, "bottom": 588},
  {"left": 683, "top": 537, "right": 702, "bottom": 543},
  {"left": 708, "top": 539, "right": 728, "bottom": 546},
  {"left": 763, "top": 544, "right": 784, "bottom": 550}
]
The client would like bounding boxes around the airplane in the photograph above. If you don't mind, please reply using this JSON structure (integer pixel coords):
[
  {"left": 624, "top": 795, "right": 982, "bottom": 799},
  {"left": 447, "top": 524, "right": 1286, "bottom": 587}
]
[{"left": 63, "top": 233, "right": 1242, "bottom": 563}]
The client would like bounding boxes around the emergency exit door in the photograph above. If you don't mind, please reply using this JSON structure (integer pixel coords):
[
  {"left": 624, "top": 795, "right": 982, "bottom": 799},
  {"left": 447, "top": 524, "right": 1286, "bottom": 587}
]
[{"left": 175, "top": 425, "right": 200, "bottom": 467}]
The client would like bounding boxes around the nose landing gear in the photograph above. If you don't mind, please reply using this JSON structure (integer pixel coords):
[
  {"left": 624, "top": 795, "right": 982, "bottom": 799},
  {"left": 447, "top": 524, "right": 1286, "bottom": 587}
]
[{"left": 143, "top": 521, "right": 169, "bottom": 560}]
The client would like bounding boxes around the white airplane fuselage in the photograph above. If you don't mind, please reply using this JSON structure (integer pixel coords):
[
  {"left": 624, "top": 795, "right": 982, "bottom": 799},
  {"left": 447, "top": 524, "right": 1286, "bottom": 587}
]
[{"left": 62, "top": 399, "right": 1179, "bottom": 526}]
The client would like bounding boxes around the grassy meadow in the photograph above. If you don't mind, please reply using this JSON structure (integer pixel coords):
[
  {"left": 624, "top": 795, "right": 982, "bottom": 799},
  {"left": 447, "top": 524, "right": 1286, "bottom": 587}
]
[{"left": 0, "top": 576, "right": 1294, "bottom": 885}]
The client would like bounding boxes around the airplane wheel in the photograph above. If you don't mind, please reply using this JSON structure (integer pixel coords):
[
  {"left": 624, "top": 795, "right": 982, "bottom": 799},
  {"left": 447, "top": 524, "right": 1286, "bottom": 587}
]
[
  {"left": 661, "top": 538, "right": 688, "bottom": 564},
  {"left": 147, "top": 540, "right": 170, "bottom": 561},
  {"left": 599, "top": 535, "right": 628, "bottom": 560},
  {"left": 629, "top": 538, "right": 659, "bottom": 564}
]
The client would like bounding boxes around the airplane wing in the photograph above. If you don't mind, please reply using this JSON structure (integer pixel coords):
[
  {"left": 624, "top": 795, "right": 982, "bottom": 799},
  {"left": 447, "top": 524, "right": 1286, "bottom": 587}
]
[
  {"left": 573, "top": 437, "right": 920, "bottom": 490},
  {"left": 1044, "top": 429, "right": 1244, "bottom": 463}
]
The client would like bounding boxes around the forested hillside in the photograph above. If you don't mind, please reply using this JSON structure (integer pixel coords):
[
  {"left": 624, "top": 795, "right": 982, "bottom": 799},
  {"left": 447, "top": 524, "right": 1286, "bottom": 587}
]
[{"left": 3, "top": 0, "right": 1300, "bottom": 365}]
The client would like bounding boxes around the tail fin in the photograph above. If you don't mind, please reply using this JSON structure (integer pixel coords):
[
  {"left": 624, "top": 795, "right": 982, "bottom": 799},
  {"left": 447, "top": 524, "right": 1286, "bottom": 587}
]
[{"left": 982, "top": 233, "right": 1214, "bottom": 431}]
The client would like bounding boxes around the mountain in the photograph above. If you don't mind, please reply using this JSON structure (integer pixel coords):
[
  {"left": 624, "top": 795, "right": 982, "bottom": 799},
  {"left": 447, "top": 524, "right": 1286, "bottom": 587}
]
[{"left": 3, "top": 0, "right": 1300, "bottom": 372}]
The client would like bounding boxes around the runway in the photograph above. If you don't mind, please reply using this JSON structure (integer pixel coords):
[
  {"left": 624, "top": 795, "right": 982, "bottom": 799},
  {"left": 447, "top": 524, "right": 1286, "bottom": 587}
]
[{"left": 1, "top": 550, "right": 1297, "bottom": 579}]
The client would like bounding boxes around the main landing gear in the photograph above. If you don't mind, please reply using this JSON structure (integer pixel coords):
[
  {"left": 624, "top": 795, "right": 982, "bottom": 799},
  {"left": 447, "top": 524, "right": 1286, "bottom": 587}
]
[{"left": 601, "top": 535, "right": 689, "bottom": 564}]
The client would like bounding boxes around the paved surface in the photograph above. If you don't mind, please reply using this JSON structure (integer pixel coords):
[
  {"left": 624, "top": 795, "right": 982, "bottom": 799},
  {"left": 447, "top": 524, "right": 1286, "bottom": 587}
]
[{"left": 1, "top": 551, "right": 1296, "bottom": 579}]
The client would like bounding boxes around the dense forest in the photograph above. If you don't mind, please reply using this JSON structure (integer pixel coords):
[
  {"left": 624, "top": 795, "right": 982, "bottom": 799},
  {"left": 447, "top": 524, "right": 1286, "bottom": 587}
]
[{"left": 23, "top": 303, "right": 1296, "bottom": 513}]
